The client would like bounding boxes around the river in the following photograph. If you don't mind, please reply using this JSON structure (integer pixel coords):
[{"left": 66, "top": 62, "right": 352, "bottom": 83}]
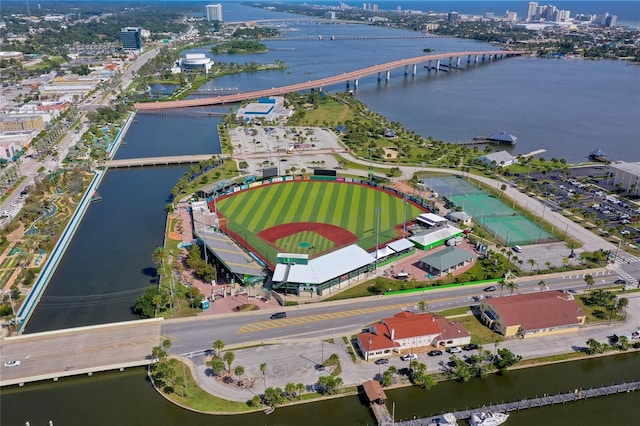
[{"left": 14, "top": 1, "right": 640, "bottom": 423}]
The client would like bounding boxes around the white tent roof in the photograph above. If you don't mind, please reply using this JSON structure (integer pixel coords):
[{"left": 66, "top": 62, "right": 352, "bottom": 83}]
[
  {"left": 409, "top": 226, "right": 462, "bottom": 247},
  {"left": 273, "top": 245, "right": 375, "bottom": 284},
  {"left": 387, "top": 238, "right": 414, "bottom": 252},
  {"left": 372, "top": 246, "right": 394, "bottom": 260}
]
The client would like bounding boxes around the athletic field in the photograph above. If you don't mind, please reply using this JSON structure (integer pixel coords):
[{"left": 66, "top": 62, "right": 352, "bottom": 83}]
[{"left": 214, "top": 181, "right": 424, "bottom": 263}]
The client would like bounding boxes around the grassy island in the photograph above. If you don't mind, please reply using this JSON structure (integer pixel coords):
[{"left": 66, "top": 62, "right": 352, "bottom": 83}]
[{"left": 211, "top": 40, "right": 268, "bottom": 54}]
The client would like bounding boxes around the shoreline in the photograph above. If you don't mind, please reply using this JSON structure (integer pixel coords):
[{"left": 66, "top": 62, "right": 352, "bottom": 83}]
[{"left": 154, "top": 343, "right": 640, "bottom": 416}]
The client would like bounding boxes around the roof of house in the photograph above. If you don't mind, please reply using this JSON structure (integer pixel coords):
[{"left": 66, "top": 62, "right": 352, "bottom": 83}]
[
  {"left": 435, "top": 317, "right": 471, "bottom": 340},
  {"left": 381, "top": 311, "right": 442, "bottom": 340},
  {"left": 362, "top": 380, "right": 386, "bottom": 403},
  {"left": 447, "top": 211, "right": 472, "bottom": 221},
  {"left": 387, "top": 238, "right": 414, "bottom": 252},
  {"left": 417, "top": 213, "right": 447, "bottom": 224},
  {"left": 610, "top": 161, "right": 640, "bottom": 177},
  {"left": 483, "top": 290, "right": 585, "bottom": 331},
  {"left": 420, "top": 246, "right": 476, "bottom": 271},
  {"left": 357, "top": 323, "right": 399, "bottom": 352},
  {"left": 273, "top": 244, "right": 374, "bottom": 284},
  {"left": 478, "top": 151, "right": 516, "bottom": 165},
  {"left": 487, "top": 132, "right": 517, "bottom": 143}
]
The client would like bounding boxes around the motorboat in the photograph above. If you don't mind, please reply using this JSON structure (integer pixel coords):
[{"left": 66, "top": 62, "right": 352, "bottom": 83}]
[
  {"left": 468, "top": 411, "right": 509, "bottom": 426},
  {"left": 428, "top": 413, "right": 458, "bottom": 426}
]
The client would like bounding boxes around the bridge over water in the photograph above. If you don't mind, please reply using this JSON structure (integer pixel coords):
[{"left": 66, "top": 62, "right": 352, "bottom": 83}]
[
  {"left": 104, "top": 154, "right": 220, "bottom": 169},
  {"left": 135, "top": 50, "right": 524, "bottom": 111}
]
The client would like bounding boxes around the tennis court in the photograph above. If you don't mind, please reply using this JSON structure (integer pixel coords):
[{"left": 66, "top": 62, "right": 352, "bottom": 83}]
[{"left": 429, "top": 176, "right": 555, "bottom": 246}]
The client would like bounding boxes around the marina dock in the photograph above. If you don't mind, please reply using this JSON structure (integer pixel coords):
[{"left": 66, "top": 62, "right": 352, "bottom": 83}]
[{"left": 392, "top": 381, "right": 640, "bottom": 425}]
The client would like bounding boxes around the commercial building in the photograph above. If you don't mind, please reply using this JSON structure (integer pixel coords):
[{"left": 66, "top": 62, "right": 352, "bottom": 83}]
[
  {"left": 178, "top": 53, "right": 214, "bottom": 73},
  {"left": 235, "top": 97, "right": 292, "bottom": 123},
  {"left": 609, "top": 161, "right": 640, "bottom": 196},
  {"left": 409, "top": 225, "right": 463, "bottom": 250},
  {"left": 419, "top": 246, "right": 476, "bottom": 277},
  {"left": 479, "top": 290, "right": 586, "bottom": 338},
  {"left": 206, "top": 4, "right": 223, "bottom": 22},
  {"left": 0, "top": 115, "right": 45, "bottom": 132},
  {"left": 416, "top": 213, "right": 447, "bottom": 228},
  {"left": 121, "top": 27, "right": 143, "bottom": 52},
  {"left": 356, "top": 311, "right": 471, "bottom": 360},
  {"left": 271, "top": 245, "right": 374, "bottom": 296},
  {"left": 477, "top": 151, "right": 516, "bottom": 167}
]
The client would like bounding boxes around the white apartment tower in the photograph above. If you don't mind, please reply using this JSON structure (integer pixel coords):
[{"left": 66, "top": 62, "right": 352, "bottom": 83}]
[
  {"left": 206, "top": 4, "right": 223, "bottom": 22},
  {"left": 526, "top": 2, "right": 538, "bottom": 21}
]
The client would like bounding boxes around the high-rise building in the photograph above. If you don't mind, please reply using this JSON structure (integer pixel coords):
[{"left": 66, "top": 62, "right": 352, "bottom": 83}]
[
  {"left": 206, "top": 4, "right": 223, "bottom": 22},
  {"left": 505, "top": 10, "right": 518, "bottom": 23},
  {"left": 526, "top": 2, "right": 538, "bottom": 21},
  {"left": 121, "top": 27, "right": 143, "bottom": 52},
  {"left": 448, "top": 11, "right": 460, "bottom": 22}
]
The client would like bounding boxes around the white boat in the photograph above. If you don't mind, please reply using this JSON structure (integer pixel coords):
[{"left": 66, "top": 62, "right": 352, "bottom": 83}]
[
  {"left": 428, "top": 413, "right": 458, "bottom": 426},
  {"left": 468, "top": 411, "right": 509, "bottom": 426},
  {"left": 264, "top": 406, "right": 275, "bottom": 415}
]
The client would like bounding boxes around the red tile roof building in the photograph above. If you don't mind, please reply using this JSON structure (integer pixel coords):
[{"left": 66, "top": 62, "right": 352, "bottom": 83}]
[
  {"left": 356, "top": 311, "right": 471, "bottom": 360},
  {"left": 480, "top": 290, "right": 586, "bottom": 338}
]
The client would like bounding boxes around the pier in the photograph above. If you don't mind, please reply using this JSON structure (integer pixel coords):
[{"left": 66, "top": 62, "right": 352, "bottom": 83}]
[{"left": 393, "top": 381, "right": 640, "bottom": 425}]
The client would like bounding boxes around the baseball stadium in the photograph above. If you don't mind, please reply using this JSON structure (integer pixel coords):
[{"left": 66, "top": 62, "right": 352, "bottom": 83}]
[{"left": 205, "top": 177, "right": 426, "bottom": 295}]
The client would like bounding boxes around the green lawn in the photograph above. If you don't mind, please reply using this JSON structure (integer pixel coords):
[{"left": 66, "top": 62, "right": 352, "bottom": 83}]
[
  {"left": 216, "top": 181, "right": 423, "bottom": 257},
  {"left": 275, "top": 231, "right": 335, "bottom": 254},
  {"left": 298, "top": 99, "right": 355, "bottom": 124}
]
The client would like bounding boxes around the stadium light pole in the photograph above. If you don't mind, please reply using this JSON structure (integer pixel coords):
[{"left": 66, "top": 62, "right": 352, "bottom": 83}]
[
  {"left": 402, "top": 196, "right": 408, "bottom": 237},
  {"left": 375, "top": 207, "right": 380, "bottom": 270},
  {"left": 368, "top": 147, "right": 374, "bottom": 181}
]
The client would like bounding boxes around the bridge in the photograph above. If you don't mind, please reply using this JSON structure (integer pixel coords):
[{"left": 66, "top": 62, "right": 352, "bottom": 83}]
[
  {"left": 104, "top": 154, "right": 218, "bottom": 169},
  {"left": 135, "top": 50, "right": 524, "bottom": 111}
]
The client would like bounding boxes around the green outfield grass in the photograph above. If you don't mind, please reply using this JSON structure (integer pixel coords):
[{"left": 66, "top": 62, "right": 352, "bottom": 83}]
[
  {"left": 275, "top": 231, "right": 335, "bottom": 254},
  {"left": 216, "top": 181, "right": 424, "bottom": 257}
]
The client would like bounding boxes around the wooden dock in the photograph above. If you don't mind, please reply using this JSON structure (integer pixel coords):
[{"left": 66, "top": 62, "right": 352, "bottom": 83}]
[{"left": 394, "top": 381, "right": 640, "bottom": 425}]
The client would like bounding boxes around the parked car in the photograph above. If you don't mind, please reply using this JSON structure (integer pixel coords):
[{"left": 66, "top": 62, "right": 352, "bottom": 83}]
[
  {"left": 483, "top": 286, "right": 497, "bottom": 292},
  {"left": 427, "top": 350, "right": 443, "bottom": 357},
  {"left": 269, "top": 312, "right": 286, "bottom": 320},
  {"left": 374, "top": 358, "right": 390, "bottom": 365},
  {"left": 400, "top": 353, "right": 417, "bottom": 361},
  {"left": 4, "top": 360, "right": 20, "bottom": 367},
  {"left": 463, "top": 344, "right": 479, "bottom": 351},
  {"left": 448, "top": 346, "right": 462, "bottom": 354},
  {"left": 614, "top": 279, "right": 627, "bottom": 285}
]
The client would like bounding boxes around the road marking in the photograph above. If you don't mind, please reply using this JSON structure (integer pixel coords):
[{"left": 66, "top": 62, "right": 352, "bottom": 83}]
[{"left": 236, "top": 298, "right": 457, "bottom": 334}]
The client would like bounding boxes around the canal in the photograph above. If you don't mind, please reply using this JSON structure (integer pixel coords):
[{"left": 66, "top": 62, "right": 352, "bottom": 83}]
[{"left": 2, "top": 352, "right": 638, "bottom": 425}]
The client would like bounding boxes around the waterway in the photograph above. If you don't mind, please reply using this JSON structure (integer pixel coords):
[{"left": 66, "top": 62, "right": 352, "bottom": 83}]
[
  {"left": 14, "top": 1, "right": 640, "bottom": 421},
  {"left": 2, "top": 352, "right": 638, "bottom": 425}
]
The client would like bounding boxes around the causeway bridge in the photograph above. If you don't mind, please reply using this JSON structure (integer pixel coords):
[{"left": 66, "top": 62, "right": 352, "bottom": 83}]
[
  {"left": 135, "top": 50, "right": 524, "bottom": 111},
  {"left": 103, "top": 154, "right": 218, "bottom": 169},
  {"left": 393, "top": 381, "right": 640, "bottom": 425}
]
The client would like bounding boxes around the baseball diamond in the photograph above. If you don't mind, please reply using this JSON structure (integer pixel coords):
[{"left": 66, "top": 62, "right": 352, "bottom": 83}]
[{"left": 212, "top": 180, "right": 426, "bottom": 265}]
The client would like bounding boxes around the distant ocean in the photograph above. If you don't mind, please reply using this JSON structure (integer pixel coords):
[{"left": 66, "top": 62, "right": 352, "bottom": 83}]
[{"left": 335, "top": 1, "right": 640, "bottom": 27}]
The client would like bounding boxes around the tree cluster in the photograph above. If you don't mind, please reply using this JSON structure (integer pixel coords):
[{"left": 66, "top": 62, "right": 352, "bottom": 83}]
[{"left": 447, "top": 346, "right": 522, "bottom": 381}]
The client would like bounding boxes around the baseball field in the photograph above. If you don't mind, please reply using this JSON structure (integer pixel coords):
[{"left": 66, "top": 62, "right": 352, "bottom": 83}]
[{"left": 214, "top": 181, "right": 424, "bottom": 264}]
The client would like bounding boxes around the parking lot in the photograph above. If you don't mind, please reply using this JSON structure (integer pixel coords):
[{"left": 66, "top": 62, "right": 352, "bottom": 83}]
[{"left": 512, "top": 166, "right": 640, "bottom": 246}]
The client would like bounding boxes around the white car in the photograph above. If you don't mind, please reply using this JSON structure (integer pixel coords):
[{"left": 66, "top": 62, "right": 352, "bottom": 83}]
[
  {"left": 4, "top": 360, "right": 21, "bottom": 367},
  {"left": 448, "top": 346, "right": 462, "bottom": 354},
  {"left": 401, "top": 353, "right": 417, "bottom": 361}
]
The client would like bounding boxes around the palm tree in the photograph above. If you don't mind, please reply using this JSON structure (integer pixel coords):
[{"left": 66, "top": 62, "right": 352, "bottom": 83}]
[
  {"left": 417, "top": 300, "right": 428, "bottom": 312},
  {"left": 498, "top": 280, "right": 508, "bottom": 296},
  {"left": 584, "top": 274, "right": 595, "bottom": 293},
  {"left": 527, "top": 258, "right": 537, "bottom": 273},
  {"left": 234, "top": 365, "right": 244, "bottom": 383},
  {"left": 152, "top": 246, "right": 167, "bottom": 285},
  {"left": 295, "top": 383, "right": 305, "bottom": 399},
  {"left": 213, "top": 339, "right": 225, "bottom": 358},
  {"left": 537, "top": 280, "right": 546, "bottom": 292},
  {"left": 506, "top": 280, "right": 519, "bottom": 295},
  {"left": 223, "top": 351, "right": 235, "bottom": 373},
  {"left": 152, "top": 293, "right": 164, "bottom": 318},
  {"left": 260, "top": 362, "right": 267, "bottom": 389}
]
